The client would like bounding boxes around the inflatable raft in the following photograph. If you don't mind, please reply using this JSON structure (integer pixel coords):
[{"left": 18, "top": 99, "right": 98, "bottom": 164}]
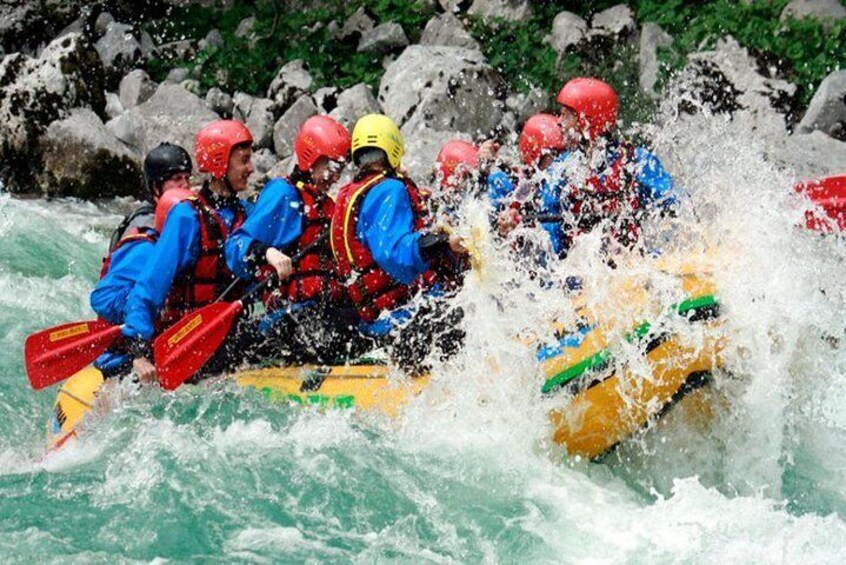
[{"left": 47, "top": 256, "right": 725, "bottom": 460}]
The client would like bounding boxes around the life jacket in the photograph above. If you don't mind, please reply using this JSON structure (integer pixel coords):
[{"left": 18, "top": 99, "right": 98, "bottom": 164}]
[
  {"left": 159, "top": 188, "right": 247, "bottom": 325},
  {"left": 561, "top": 142, "right": 643, "bottom": 249},
  {"left": 99, "top": 202, "right": 157, "bottom": 278},
  {"left": 262, "top": 179, "right": 346, "bottom": 310},
  {"left": 331, "top": 172, "right": 437, "bottom": 323}
]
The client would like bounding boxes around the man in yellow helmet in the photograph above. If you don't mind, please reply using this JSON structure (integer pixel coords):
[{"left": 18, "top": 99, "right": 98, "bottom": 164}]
[{"left": 330, "top": 114, "right": 467, "bottom": 374}]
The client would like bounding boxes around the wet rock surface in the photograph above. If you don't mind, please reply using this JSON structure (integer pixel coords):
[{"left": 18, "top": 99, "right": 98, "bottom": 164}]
[
  {"left": 379, "top": 46, "right": 507, "bottom": 138},
  {"left": 39, "top": 107, "right": 142, "bottom": 198}
]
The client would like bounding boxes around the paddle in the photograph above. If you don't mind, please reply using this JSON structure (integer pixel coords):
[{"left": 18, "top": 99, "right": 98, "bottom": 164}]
[
  {"left": 154, "top": 233, "right": 329, "bottom": 390},
  {"left": 24, "top": 320, "right": 122, "bottom": 390}
]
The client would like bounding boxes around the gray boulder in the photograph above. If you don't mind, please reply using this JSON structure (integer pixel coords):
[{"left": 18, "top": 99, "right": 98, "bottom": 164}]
[
  {"left": 232, "top": 91, "right": 255, "bottom": 122},
  {"left": 0, "top": 0, "right": 42, "bottom": 54},
  {"left": 505, "top": 87, "right": 547, "bottom": 124},
  {"left": 105, "top": 91, "right": 124, "bottom": 119},
  {"left": 379, "top": 46, "right": 507, "bottom": 137},
  {"left": 357, "top": 22, "right": 409, "bottom": 54},
  {"left": 669, "top": 36, "right": 798, "bottom": 138},
  {"left": 330, "top": 83, "right": 381, "bottom": 129},
  {"left": 403, "top": 129, "right": 470, "bottom": 182},
  {"left": 339, "top": 7, "right": 375, "bottom": 41},
  {"left": 166, "top": 67, "right": 190, "bottom": 84},
  {"left": 313, "top": 86, "right": 339, "bottom": 112},
  {"left": 797, "top": 70, "right": 846, "bottom": 139},
  {"left": 0, "top": 32, "right": 106, "bottom": 193},
  {"left": 467, "top": 0, "right": 532, "bottom": 22},
  {"left": 267, "top": 59, "right": 313, "bottom": 110},
  {"left": 768, "top": 131, "right": 846, "bottom": 180},
  {"left": 548, "top": 11, "right": 587, "bottom": 54},
  {"left": 156, "top": 39, "right": 197, "bottom": 63},
  {"left": 206, "top": 87, "right": 234, "bottom": 117},
  {"left": 39, "top": 108, "right": 142, "bottom": 198},
  {"left": 266, "top": 155, "right": 295, "bottom": 180},
  {"left": 245, "top": 97, "right": 277, "bottom": 149},
  {"left": 139, "top": 30, "right": 156, "bottom": 59},
  {"left": 639, "top": 22, "right": 673, "bottom": 98},
  {"left": 251, "top": 147, "right": 278, "bottom": 175},
  {"left": 106, "top": 83, "right": 219, "bottom": 159},
  {"left": 234, "top": 16, "right": 257, "bottom": 38},
  {"left": 781, "top": 0, "right": 846, "bottom": 25},
  {"left": 119, "top": 69, "right": 157, "bottom": 109},
  {"left": 95, "top": 22, "right": 142, "bottom": 84},
  {"left": 200, "top": 29, "right": 224, "bottom": 51},
  {"left": 273, "top": 95, "right": 318, "bottom": 158},
  {"left": 590, "top": 4, "right": 637, "bottom": 38},
  {"left": 419, "top": 13, "right": 480, "bottom": 50},
  {"left": 94, "top": 11, "right": 115, "bottom": 36}
]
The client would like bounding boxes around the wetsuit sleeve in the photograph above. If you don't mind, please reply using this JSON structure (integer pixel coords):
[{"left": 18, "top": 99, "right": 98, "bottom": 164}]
[
  {"left": 538, "top": 176, "right": 567, "bottom": 257},
  {"left": 635, "top": 147, "right": 676, "bottom": 210},
  {"left": 121, "top": 202, "right": 201, "bottom": 342},
  {"left": 225, "top": 179, "right": 304, "bottom": 280},
  {"left": 90, "top": 240, "right": 154, "bottom": 325},
  {"left": 486, "top": 169, "right": 515, "bottom": 211},
  {"left": 357, "top": 179, "right": 428, "bottom": 285}
]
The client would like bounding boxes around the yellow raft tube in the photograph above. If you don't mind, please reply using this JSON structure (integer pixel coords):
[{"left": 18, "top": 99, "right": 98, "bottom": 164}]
[{"left": 48, "top": 259, "right": 725, "bottom": 460}]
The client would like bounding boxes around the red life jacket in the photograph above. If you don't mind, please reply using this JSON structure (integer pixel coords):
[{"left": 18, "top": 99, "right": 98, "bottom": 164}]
[
  {"left": 99, "top": 202, "right": 157, "bottom": 279},
  {"left": 330, "top": 172, "right": 436, "bottom": 323},
  {"left": 263, "top": 179, "right": 346, "bottom": 310},
  {"left": 563, "top": 143, "right": 643, "bottom": 248},
  {"left": 160, "top": 189, "right": 246, "bottom": 325}
]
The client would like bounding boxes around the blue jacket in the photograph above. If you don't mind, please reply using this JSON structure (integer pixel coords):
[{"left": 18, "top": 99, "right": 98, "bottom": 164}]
[
  {"left": 226, "top": 178, "right": 304, "bottom": 281},
  {"left": 357, "top": 178, "right": 429, "bottom": 285},
  {"left": 538, "top": 145, "right": 676, "bottom": 256},
  {"left": 90, "top": 237, "right": 156, "bottom": 325},
  {"left": 122, "top": 194, "right": 251, "bottom": 342},
  {"left": 486, "top": 168, "right": 517, "bottom": 211}
]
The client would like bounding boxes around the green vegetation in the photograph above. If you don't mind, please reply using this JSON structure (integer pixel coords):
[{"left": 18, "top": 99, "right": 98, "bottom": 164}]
[
  {"left": 146, "top": 0, "right": 844, "bottom": 124},
  {"left": 636, "top": 0, "right": 845, "bottom": 106},
  {"left": 146, "top": 0, "right": 435, "bottom": 94}
]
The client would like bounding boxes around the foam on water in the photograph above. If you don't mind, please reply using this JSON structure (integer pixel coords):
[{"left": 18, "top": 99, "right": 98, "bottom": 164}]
[{"left": 0, "top": 98, "right": 845, "bottom": 561}]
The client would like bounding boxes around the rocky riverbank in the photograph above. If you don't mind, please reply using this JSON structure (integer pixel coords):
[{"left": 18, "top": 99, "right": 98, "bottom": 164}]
[{"left": 0, "top": 0, "right": 844, "bottom": 199}]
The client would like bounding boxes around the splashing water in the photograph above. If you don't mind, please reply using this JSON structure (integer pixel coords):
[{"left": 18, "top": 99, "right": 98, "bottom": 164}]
[{"left": 1, "top": 100, "right": 845, "bottom": 562}]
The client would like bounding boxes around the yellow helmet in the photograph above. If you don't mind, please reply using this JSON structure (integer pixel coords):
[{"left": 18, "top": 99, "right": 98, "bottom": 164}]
[{"left": 351, "top": 114, "right": 404, "bottom": 169}]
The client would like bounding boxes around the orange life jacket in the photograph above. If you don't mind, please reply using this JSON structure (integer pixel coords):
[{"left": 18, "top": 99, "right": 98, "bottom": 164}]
[
  {"left": 160, "top": 189, "right": 246, "bottom": 325},
  {"left": 563, "top": 143, "right": 643, "bottom": 248},
  {"left": 263, "top": 179, "right": 346, "bottom": 310},
  {"left": 330, "top": 172, "right": 436, "bottom": 323}
]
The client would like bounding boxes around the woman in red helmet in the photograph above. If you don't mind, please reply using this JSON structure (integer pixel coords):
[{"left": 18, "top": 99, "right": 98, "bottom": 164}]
[
  {"left": 122, "top": 119, "right": 255, "bottom": 383},
  {"left": 225, "top": 115, "right": 360, "bottom": 363}
]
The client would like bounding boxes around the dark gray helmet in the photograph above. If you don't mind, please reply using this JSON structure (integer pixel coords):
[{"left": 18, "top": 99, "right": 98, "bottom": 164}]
[{"left": 143, "top": 143, "right": 192, "bottom": 198}]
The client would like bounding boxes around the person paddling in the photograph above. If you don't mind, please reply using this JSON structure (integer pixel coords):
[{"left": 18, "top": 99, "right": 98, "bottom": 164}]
[
  {"left": 499, "top": 78, "right": 677, "bottom": 259},
  {"left": 225, "top": 115, "right": 360, "bottom": 363},
  {"left": 89, "top": 144, "right": 193, "bottom": 378},
  {"left": 330, "top": 114, "right": 468, "bottom": 374},
  {"left": 122, "top": 120, "right": 254, "bottom": 384}
]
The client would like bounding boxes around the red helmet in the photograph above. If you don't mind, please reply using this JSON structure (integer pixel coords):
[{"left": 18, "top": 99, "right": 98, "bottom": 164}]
[
  {"left": 294, "top": 115, "right": 351, "bottom": 172},
  {"left": 154, "top": 188, "right": 195, "bottom": 232},
  {"left": 436, "top": 140, "right": 479, "bottom": 186},
  {"left": 519, "top": 114, "right": 566, "bottom": 165},
  {"left": 195, "top": 120, "right": 253, "bottom": 180},
  {"left": 557, "top": 78, "right": 618, "bottom": 140}
]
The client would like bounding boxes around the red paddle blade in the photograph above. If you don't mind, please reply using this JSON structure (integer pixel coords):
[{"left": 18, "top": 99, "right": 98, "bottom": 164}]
[
  {"left": 796, "top": 175, "right": 846, "bottom": 232},
  {"left": 24, "top": 320, "right": 121, "bottom": 390},
  {"left": 154, "top": 302, "right": 243, "bottom": 391}
]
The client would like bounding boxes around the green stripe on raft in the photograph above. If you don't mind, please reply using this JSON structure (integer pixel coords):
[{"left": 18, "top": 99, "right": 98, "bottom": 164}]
[{"left": 541, "top": 295, "right": 719, "bottom": 395}]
